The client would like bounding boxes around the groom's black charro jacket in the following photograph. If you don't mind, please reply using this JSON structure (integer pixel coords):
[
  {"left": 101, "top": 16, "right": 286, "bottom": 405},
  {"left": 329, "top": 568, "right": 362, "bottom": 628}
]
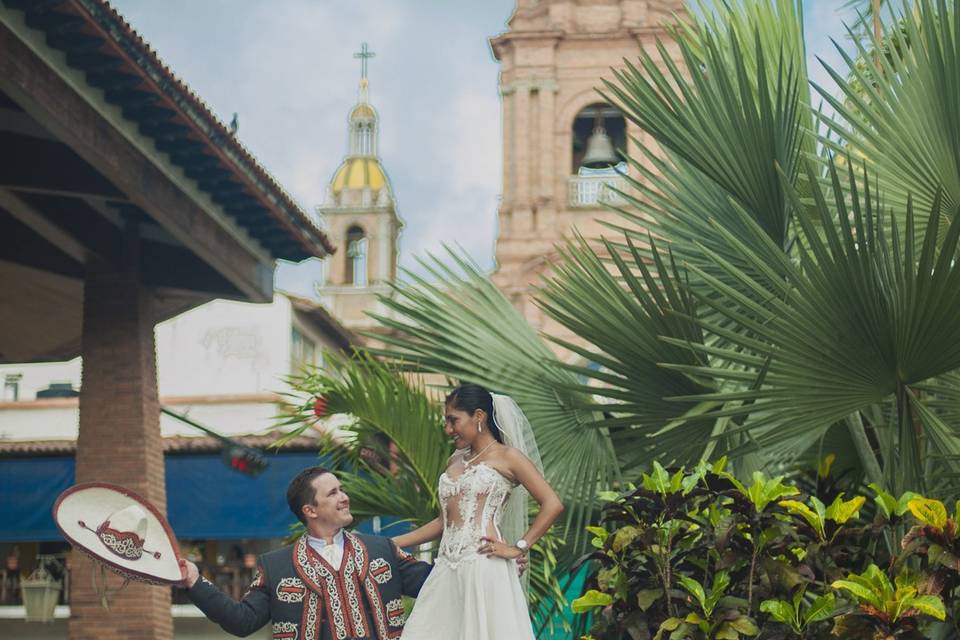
[{"left": 187, "top": 531, "right": 431, "bottom": 640}]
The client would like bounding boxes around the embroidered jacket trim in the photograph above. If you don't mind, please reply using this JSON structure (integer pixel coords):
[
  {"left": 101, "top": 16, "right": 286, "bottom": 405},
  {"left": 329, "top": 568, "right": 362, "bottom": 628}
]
[{"left": 292, "top": 532, "right": 396, "bottom": 640}]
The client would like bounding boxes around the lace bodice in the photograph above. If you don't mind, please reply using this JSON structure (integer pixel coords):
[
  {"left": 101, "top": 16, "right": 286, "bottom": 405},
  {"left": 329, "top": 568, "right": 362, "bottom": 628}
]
[{"left": 437, "top": 458, "right": 515, "bottom": 565}]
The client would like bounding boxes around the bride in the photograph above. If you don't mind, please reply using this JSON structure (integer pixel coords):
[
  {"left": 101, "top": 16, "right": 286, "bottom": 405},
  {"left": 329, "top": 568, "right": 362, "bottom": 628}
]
[{"left": 393, "top": 383, "right": 564, "bottom": 639}]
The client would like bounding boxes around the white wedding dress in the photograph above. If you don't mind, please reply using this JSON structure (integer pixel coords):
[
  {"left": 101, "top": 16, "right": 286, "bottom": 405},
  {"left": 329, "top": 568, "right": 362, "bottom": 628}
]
[{"left": 401, "top": 456, "right": 536, "bottom": 639}]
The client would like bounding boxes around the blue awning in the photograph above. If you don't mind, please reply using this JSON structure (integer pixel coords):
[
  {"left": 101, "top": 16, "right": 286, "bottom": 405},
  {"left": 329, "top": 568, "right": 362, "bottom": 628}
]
[
  {"left": 0, "top": 451, "right": 352, "bottom": 542},
  {"left": 0, "top": 456, "right": 75, "bottom": 541}
]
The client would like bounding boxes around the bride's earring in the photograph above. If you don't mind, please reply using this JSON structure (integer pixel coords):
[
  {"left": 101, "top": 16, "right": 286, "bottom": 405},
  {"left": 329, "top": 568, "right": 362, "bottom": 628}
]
[{"left": 477, "top": 419, "right": 483, "bottom": 433}]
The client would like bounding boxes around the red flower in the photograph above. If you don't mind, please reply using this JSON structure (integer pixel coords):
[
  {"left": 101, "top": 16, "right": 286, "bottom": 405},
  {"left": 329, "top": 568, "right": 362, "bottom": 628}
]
[{"left": 313, "top": 396, "right": 328, "bottom": 418}]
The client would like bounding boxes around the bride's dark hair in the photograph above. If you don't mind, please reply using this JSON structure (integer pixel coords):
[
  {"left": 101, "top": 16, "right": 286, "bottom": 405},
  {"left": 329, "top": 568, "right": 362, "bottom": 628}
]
[{"left": 445, "top": 383, "right": 503, "bottom": 444}]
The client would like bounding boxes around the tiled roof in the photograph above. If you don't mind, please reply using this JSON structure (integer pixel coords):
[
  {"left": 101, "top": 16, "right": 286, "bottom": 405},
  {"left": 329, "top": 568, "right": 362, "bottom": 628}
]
[
  {"left": 4, "top": 0, "right": 335, "bottom": 260},
  {"left": 0, "top": 433, "right": 321, "bottom": 457}
]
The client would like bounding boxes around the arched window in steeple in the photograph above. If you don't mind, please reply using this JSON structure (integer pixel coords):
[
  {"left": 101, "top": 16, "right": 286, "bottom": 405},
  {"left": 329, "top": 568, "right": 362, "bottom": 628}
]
[
  {"left": 345, "top": 225, "right": 368, "bottom": 287},
  {"left": 571, "top": 103, "right": 626, "bottom": 174}
]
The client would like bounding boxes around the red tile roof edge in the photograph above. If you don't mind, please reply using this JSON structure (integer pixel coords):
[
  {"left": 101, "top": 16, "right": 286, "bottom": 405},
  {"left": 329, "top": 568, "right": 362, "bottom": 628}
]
[
  {"left": 70, "top": 0, "right": 336, "bottom": 257},
  {"left": 0, "top": 433, "right": 321, "bottom": 457}
]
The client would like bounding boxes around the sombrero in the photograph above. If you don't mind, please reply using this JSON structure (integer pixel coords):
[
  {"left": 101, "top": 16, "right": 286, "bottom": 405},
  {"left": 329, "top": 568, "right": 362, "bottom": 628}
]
[{"left": 53, "top": 482, "right": 183, "bottom": 586}]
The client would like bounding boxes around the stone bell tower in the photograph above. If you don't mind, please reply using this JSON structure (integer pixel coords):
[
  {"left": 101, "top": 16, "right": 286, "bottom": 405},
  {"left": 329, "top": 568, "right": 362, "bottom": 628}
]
[
  {"left": 489, "top": 0, "right": 684, "bottom": 344},
  {"left": 316, "top": 43, "right": 402, "bottom": 334}
]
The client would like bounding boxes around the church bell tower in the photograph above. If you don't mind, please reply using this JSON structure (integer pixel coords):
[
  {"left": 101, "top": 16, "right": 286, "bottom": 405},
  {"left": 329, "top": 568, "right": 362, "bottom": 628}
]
[
  {"left": 489, "top": 0, "right": 683, "bottom": 339},
  {"left": 316, "top": 43, "right": 402, "bottom": 333}
]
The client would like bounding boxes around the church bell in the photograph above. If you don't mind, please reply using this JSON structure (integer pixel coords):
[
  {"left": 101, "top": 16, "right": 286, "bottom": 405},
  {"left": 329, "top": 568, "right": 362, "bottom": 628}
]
[{"left": 580, "top": 113, "right": 619, "bottom": 169}]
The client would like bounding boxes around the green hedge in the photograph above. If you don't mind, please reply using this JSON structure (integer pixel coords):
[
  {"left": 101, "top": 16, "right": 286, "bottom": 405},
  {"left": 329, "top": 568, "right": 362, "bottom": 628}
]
[{"left": 573, "top": 459, "right": 960, "bottom": 639}]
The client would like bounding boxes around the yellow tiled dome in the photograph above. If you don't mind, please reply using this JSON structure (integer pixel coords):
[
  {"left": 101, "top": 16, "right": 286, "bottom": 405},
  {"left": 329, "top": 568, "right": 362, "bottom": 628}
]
[
  {"left": 330, "top": 157, "right": 388, "bottom": 194},
  {"left": 350, "top": 103, "right": 376, "bottom": 120}
]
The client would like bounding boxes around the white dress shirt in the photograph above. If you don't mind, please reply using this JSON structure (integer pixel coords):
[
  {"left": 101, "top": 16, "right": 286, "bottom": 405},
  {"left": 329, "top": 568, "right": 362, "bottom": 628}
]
[{"left": 306, "top": 530, "right": 344, "bottom": 570}]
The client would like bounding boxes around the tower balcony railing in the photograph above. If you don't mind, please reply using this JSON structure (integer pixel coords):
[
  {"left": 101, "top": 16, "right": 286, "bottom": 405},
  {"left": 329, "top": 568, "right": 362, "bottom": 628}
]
[{"left": 567, "top": 174, "right": 629, "bottom": 208}]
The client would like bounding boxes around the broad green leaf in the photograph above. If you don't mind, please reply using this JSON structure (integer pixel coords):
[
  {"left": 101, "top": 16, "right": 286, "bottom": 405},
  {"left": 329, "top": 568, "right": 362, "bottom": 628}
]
[
  {"left": 818, "top": 453, "right": 836, "bottom": 479},
  {"left": 654, "top": 618, "right": 687, "bottom": 640},
  {"left": 571, "top": 589, "right": 614, "bottom": 613},
  {"left": 897, "top": 492, "right": 923, "bottom": 517},
  {"left": 904, "top": 594, "right": 947, "bottom": 621},
  {"left": 612, "top": 526, "right": 641, "bottom": 553},
  {"left": 644, "top": 461, "right": 673, "bottom": 495},
  {"left": 748, "top": 473, "right": 799, "bottom": 512},
  {"left": 780, "top": 500, "right": 826, "bottom": 540},
  {"left": 677, "top": 575, "right": 707, "bottom": 612},
  {"left": 907, "top": 497, "right": 948, "bottom": 531},
  {"left": 862, "top": 565, "right": 893, "bottom": 600},
  {"left": 585, "top": 526, "right": 609, "bottom": 545},
  {"left": 869, "top": 483, "right": 897, "bottom": 519},
  {"left": 637, "top": 589, "right": 663, "bottom": 612},
  {"left": 714, "top": 625, "right": 739, "bottom": 640},
  {"left": 760, "top": 599, "right": 797, "bottom": 627},
  {"left": 684, "top": 612, "right": 705, "bottom": 625},
  {"left": 727, "top": 616, "right": 760, "bottom": 635},
  {"left": 706, "top": 571, "right": 731, "bottom": 615},
  {"left": 826, "top": 494, "right": 866, "bottom": 524},
  {"left": 804, "top": 593, "right": 837, "bottom": 625},
  {"left": 831, "top": 579, "right": 883, "bottom": 610},
  {"left": 659, "top": 617, "right": 683, "bottom": 632}
]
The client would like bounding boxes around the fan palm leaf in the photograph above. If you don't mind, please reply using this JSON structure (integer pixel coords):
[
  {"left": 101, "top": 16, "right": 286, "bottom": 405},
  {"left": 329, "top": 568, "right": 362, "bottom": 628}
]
[
  {"left": 815, "top": 0, "right": 960, "bottom": 234},
  {"left": 665, "top": 161, "right": 960, "bottom": 492},
  {"left": 536, "top": 232, "right": 722, "bottom": 473},
  {"left": 601, "top": 0, "right": 810, "bottom": 266}
]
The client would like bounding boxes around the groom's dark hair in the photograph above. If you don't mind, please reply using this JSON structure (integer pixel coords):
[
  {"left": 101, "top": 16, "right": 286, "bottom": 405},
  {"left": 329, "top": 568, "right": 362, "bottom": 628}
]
[
  {"left": 446, "top": 384, "right": 503, "bottom": 444},
  {"left": 287, "top": 466, "right": 333, "bottom": 525}
]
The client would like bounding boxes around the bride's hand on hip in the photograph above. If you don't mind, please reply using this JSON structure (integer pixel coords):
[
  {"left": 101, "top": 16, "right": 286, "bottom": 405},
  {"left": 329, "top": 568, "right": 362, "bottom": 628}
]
[{"left": 479, "top": 536, "right": 523, "bottom": 560}]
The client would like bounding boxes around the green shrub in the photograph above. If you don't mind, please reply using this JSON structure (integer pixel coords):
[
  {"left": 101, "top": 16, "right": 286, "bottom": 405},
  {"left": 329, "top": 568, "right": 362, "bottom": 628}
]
[{"left": 573, "top": 459, "right": 960, "bottom": 639}]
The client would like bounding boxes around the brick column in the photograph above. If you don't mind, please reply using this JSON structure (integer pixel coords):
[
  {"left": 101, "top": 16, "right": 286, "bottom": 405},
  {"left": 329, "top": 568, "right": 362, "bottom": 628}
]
[{"left": 69, "top": 227, "right": 171, "bottom": 640}]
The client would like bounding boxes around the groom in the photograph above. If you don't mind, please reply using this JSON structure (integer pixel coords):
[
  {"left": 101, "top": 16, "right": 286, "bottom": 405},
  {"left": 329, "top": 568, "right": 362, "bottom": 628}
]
[{"left": 180, "top": 466, "right": 431, "bottom": 639}]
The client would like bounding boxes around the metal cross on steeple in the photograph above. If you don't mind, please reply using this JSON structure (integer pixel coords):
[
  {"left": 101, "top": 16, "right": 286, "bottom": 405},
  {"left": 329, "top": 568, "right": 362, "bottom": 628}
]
[{"left": 353, "top": 42, "right": 376, "bottom": 80}]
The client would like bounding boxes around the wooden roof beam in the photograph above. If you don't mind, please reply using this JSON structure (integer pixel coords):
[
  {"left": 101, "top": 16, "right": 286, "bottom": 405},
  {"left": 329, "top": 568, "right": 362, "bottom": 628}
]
[{"left": 0, "top": 188, "right": 92, "bottom": 264}]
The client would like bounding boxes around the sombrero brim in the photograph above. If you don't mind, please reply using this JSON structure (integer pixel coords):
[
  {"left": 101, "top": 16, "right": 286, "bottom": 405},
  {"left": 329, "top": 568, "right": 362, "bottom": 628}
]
[{"left": 53, "top": 482, "right": 183, "bottom": 586}]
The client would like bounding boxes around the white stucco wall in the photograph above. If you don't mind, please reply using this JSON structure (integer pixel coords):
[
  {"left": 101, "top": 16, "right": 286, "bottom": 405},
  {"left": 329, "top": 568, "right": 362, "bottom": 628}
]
[
  {"left": 156, "top": 297, "right": 294, "bottom": 397},
  {"left": 0, "top": 295, "right": 327, "bottom": 441}
]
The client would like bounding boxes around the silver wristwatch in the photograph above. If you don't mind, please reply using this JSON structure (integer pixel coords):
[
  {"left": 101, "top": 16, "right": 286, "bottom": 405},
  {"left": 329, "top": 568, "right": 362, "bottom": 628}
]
[{"left": 514, "top": 538, "right": 529, "bottom": 553}]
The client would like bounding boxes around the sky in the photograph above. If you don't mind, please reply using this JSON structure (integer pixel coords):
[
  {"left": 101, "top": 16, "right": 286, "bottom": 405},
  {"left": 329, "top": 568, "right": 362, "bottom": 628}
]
[{"left": 108, "top": 0, "right": 860, "bottom": 298}]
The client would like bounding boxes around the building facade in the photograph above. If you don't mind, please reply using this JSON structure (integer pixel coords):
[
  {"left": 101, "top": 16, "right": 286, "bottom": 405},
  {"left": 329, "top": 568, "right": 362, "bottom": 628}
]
[{"left": 490, "top": 0, "right": 683, "bottom": 349}]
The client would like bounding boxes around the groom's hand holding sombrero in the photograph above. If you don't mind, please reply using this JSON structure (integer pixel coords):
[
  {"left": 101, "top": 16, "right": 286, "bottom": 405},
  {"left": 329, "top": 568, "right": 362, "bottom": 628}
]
[{"left": 178, "top": 557, "right": 199, "bottom": 589}]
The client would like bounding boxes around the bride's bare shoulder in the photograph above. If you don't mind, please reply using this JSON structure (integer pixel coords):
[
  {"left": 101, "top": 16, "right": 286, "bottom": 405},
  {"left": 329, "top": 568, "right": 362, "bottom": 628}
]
[
  {"left": 446, "top": 448, "right": 467, "bottom": 470},
  {"left": 496, "top": 444, "right": 529, "bottom": 463}
]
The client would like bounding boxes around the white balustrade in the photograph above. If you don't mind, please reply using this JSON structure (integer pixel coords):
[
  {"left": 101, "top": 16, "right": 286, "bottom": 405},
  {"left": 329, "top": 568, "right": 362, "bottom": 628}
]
[{"left": 567, "top": 175, "right": 628, "bottom": 208}]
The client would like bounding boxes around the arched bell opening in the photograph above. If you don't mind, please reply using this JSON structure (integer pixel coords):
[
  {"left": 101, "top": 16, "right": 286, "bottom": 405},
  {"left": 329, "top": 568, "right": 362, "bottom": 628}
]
[
  {"left": 345, "top": 225, "right": 368, "bottom": 287},
  {"left": 571, "top": 103, "right": 627, "bottom": 175},
  {"left": 568, "top": 103, "right": 628, "bottom": 208}
]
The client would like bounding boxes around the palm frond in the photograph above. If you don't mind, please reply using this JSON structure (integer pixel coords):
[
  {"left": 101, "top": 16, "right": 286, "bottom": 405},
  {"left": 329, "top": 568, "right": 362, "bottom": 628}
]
[
  {"left": 666, "top": 160, "right": 960, "bottom": 490},
  {"left": 535, "top": 232, "right": 718, "bottom": 472},
  {"left": 601, "top": 0, "right": 809, "bottom": 257},
  {"left": 281, "top": 351, "right": 448, "bottom": 516},
  {"left": 815, "top": 0, "right": 960, "bottom": 230}
]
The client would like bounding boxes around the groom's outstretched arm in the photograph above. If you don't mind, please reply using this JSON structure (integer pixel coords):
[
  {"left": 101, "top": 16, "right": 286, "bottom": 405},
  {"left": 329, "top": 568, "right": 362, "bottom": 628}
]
[
  {"left": 390, "top": 541, "right": 432, "bottom": 597},
  {"left": 181, "top": 559, "right": 271, "bottom": 637}
]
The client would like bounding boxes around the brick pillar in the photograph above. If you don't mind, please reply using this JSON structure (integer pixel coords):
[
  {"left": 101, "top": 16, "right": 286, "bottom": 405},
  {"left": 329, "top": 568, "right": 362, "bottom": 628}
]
[{"left": 69, "top": 227, "right": 171, "bottom": 640}]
